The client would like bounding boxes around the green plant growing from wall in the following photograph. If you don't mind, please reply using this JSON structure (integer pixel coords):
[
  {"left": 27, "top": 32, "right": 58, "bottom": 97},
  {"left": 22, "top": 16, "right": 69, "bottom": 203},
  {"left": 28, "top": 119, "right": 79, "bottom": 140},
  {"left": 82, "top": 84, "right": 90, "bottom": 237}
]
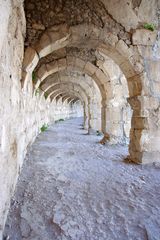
[
  {"left": 32, "top": 71, "right": 36, "bottom": 83},
  {"left": 44, "top": 92, "right": 48, "bottom": 99},
  {"left": 35, "top": 88, "right": 40, "bottom": 96},
  {"left": 144, "top": 23, "right": 155, "bottom": 31},
  {"left": 59, "top": 118, "right": 64, "bottom": 122},
  {"left": 55, "top": 119, "right": 64, "bottom": 123},
  {"left": 40, "top": 123, "right": 48, "bottom": 132},
  {"left": 96, "top": 130, "right": 103, "bottom": 136}
]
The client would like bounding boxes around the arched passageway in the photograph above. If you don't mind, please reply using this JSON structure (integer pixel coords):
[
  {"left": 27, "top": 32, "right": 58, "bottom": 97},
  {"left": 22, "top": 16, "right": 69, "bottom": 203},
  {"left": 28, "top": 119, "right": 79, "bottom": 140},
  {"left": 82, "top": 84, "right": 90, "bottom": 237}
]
[
  {"left": 22, "top": 18, "right": 160, "bottom": 164},
  {"left": 1, "top": 0, "right": 160, "bottom": 238}
]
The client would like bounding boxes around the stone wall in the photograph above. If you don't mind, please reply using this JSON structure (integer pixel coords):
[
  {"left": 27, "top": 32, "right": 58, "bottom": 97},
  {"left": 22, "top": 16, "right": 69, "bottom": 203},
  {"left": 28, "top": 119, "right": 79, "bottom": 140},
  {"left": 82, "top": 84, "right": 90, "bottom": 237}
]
[
  {"left": 22, "top": 0, "right": 160, "bottom": 164},
  {"left": 0, "top": 1, "right": 82, "bottom": 237},
  {"left": 0, "top": 1, "right": 25, "bottom": 236},
  {"left": 1, "top": 0, "right": 160, "bottom": 238}
]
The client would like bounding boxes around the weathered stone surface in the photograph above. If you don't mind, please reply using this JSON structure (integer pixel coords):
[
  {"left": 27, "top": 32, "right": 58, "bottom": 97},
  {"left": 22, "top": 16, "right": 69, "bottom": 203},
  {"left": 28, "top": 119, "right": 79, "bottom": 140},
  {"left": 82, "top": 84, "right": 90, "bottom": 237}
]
[
  {"left": 1, "top": 1, "right": 160, "bottom": 239},
  {"left": 37, "top": 64, "right": 47, "bottom": 80},
  {"left": 75, "top": 58, "right": 86, "bottom": 70},
  {"left": 132, "top": 29, "right": 157, "bottom": 46},
  {"left": 23, "top": 47, "right": 39, "bottom": 72},
  {"left": 103, "top": 32, "right": 118, "bottom": 46},
  {"left": 32, "top": 23, "right": 45, "bottom": 30},
  {"left": 116, "top": 40, "right": 133, "bottom": 59},
  {"left": 24, "top": 0, "right": 113, "bottom": 46},
  {"left": 101, "top": 0, "right": 158, "bottom": 31},
  {"left": 138, "top": 0, "right": 158, "bottom": 26},
  {"left": 46, "top": 61, "right": 59, "bottom": 75},
  {"left": 84, "top": 62, "right": 97, "bottom": 76},
  {"left": 128, "top": 74, "right": 142, "bottom": 96},
  {"left": 58, "top": 58, "right": 67, "bottom": 71}
]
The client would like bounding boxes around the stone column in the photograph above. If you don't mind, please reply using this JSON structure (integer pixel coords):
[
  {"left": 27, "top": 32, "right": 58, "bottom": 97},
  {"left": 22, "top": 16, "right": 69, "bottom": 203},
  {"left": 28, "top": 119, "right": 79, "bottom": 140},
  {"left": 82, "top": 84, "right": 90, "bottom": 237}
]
[
  {"left": 128, "top": 29, "right": 160, "bottom": 163},
  {"left": 101, "top": 100, "right": 107, "bottom": 134},
  {"left": 83, "top": 103, "right": 89, "bottom": 130}
]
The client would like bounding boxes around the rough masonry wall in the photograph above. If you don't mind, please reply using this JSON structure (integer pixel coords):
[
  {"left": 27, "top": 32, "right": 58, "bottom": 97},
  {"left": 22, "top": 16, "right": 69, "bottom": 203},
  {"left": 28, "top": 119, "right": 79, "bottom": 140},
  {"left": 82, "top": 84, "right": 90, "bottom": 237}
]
[
  {"left": 23, "top": 0, "right": 160, "bottom": 165},
  {"left": 0, "top": 1, "right": 25, "bottom": 236},
  {"left": 24, "top": 0, "right": 108, "bottom": 46},
  {"left": 0, "top": 1, "right": 82, "bottom": 237},
  {"left": 1, "top": 0, "right": 160, "bottom": 238}
]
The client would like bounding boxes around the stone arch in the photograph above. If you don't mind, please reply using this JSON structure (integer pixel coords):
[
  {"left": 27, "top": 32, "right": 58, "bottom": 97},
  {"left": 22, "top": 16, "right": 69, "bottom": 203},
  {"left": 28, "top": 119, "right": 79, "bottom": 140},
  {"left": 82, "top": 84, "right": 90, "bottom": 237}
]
[
  {"left": 22, "top": 23, "right": 142, "bottom": 129},
  {"left": 96, "top": 44, "right": 145, "bottom": 162},
  {"left": 22, "top": 24, "right": 142, "bottom": 91},
  {"left": 55, "top": 93, "right": 81, "bottom": 106},
  {"left": 50, "top": 91, "right": 82, "bottom": 123},
  {"left": 51, "top": 88, "right": 89, "bottom": 130},
  {"left": 56, "top": 95, "right": 75, "bottom": 103},
  {"left": 40, "top": 74, "right": 95, "bottom": 101},
  {"left": 60, "top": 95, "right": 81, "bottom": 106},
  {"left": 22, "top": 24, "right": 143, "bottom": 115},
  {"left": 69, "top": 98, "right": 80, "bottom": 104},
  {"left": 35, "top": 57, "right": 107, "bottom": 132},
  {"left": 42, "top": 74, "right": 101, "bottom": 131},
  {"left": 52, "top": 91, "right": 83, "bottom": 103},
  {"left": 36, "top": 57, "right": 107, "bottom": 97},
  {"left": 96, "top": 52, "right": 132, "bottom": 144},
  {"left": 53, "top": 92, "right": 83, "bottom": 122},
  {"left": 61, "top": 95, "right": 78, "bottom": 104},
  {"left": 48, "top": 82, "right": 92, "bottom": 129},
  {"left": 22, "top": 23, "right": 150, "bottom": 163},
  {"left": 56, "top": 94, "right": 81, "bottom": 106},
  {"left": 41, "top": 71, "right": 96, "bottom": 92},
  {"left": 49, "top": 82, "right": 90, "bottom": 127}
]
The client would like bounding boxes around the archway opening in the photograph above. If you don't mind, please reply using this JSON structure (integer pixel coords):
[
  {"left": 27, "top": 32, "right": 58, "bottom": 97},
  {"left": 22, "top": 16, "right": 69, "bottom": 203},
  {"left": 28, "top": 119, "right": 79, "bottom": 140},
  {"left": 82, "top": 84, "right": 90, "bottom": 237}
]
[{"left": 1, "top": 0, "right": 160, "bottom": 239}]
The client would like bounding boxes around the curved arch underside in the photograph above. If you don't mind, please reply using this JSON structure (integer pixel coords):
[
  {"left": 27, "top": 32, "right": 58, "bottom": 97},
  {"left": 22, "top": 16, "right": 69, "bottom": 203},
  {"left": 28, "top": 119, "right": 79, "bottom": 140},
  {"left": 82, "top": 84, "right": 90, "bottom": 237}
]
[{"left": 22, "top": 6, "right": 158, "bottom": 164}]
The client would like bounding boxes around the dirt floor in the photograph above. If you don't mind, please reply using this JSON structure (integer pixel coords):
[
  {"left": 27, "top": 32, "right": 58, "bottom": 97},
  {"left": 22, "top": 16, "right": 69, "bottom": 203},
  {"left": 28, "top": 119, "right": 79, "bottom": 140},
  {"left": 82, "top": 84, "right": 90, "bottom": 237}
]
[{"left": 3, "top": 118, "right": 160, "bottom": 240}]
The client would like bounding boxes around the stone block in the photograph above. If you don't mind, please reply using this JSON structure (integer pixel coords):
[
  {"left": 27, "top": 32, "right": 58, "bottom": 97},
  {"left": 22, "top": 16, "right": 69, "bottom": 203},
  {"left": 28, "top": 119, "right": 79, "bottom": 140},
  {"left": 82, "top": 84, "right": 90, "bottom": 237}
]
[
  {"left": 58, "top": 58, "right": 67, "bottom": 71},
  {"left": 84, "top": 62, "right": 97, "bottom": 76},
  {"left": 102, "top": 32, "right": 118, "bottom": 46},
  {"left": 116, "top": 40, "right": 133, "bottom": 59},
  {"left": 129, "top": 149, "right": 143, "bottom": 163},
  {"left": 23, "top": 47, "right": 39, "bottom": 72},
  {"left": 35, "top": 33, "right": 51, "bottom": 58},
  {"left": 70, "top": 24, "right": 89, "bottom": 44},
  {"left": 48, "top": 32, "right": 70, "bottom": 51},
  {"left": 37, "top": 64, "right": 47, "bottom": 80},
  {"left": 128, "top": 74, "right": 142, "bottom": 97},
  {"left": 66, "top": 56, "right": 75, "bottom": 70},
  {"left": 75, "top": 58, "right": 85, "bottom": 71},
  {"left": 129, "top": 129, "right": 143, "bottom": 152},
  {"left": 131, "top": 116, "right": 148, "bottom": 130},
  {"left": 46, "top": 61, "right": 59, "bottom": 76},
  {"left": 95, "top": 68, "right": 108, "bottom": 85},
  {"left": 35, "top": 25, "right": 70, "bottom": 58},
  {"left": 98, "top": 44, "right": 126, "bottom": 66},
  {"left": 120, "top": 60, "right": 136, "bottom": 78},
  {"left": 132, "top": 29, "right": 157, "bottom": 46},
  {"left": 32, "top": 23, "right": 45, "bottom": 30},
  {"left": 89, "top": 26, "right": 101, "bottom": 39}
]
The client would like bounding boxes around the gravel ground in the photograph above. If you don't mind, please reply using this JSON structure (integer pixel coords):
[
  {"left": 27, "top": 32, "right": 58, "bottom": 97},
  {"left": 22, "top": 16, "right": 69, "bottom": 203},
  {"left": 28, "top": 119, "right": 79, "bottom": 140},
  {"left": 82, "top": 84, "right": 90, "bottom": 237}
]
[{"left": 3, "top": 118, "right": 160, "bottom": 240}]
